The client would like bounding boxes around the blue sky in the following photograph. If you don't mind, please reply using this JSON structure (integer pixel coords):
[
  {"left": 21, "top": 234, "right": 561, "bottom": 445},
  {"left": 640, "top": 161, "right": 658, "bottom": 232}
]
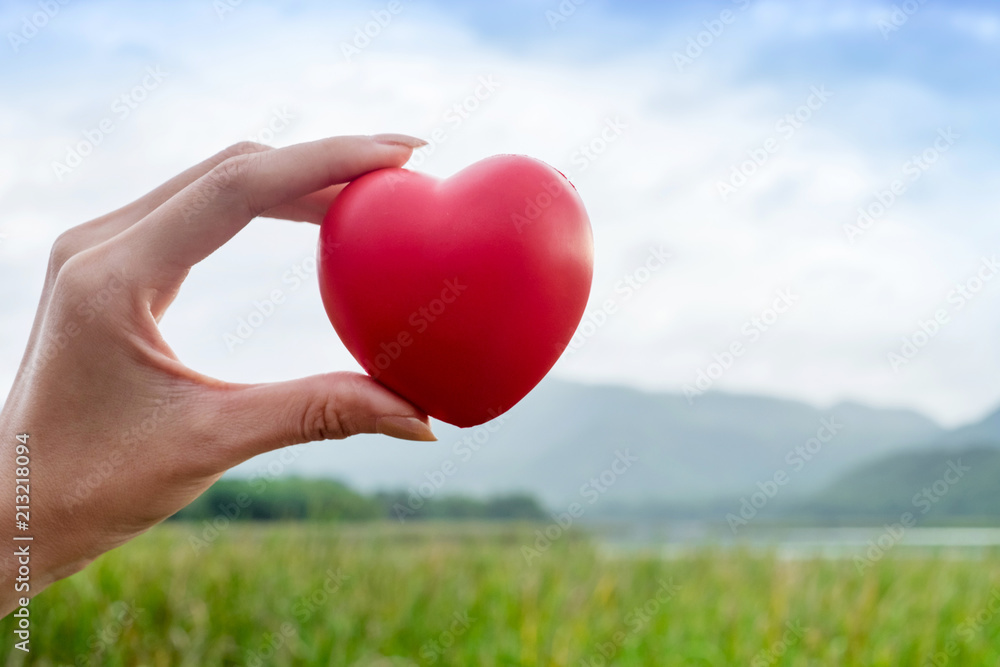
[{"left": 1, "top": 0, "right": 999, "bottom": 436}]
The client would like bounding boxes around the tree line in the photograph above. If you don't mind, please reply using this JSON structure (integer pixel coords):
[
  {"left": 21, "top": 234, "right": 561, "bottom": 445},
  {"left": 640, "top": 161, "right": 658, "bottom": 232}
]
[{"left": 168, "top": 477, "right": 546, "bottom": 522}]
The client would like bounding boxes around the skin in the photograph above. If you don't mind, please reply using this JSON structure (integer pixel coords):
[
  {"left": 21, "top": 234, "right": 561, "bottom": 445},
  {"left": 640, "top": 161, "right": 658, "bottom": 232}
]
[{"left": 0, "top": 134, "right": 436, "bottom": 617}]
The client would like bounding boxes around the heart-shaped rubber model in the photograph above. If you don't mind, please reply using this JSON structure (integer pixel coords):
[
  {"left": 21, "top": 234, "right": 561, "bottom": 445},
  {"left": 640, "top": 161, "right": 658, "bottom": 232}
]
[{"left": 318, "top": 154, "right": 593, "bottom": 427}]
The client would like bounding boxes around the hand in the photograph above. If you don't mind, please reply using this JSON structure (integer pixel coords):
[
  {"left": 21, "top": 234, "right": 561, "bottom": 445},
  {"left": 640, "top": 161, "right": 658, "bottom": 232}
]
[{"left": 0, "top": 134, "right": 436, "bottom": 617}]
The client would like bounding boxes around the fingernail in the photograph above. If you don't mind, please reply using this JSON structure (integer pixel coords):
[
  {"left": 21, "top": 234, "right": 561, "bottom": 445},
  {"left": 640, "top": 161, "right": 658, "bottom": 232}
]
[
  {"left": 376, "top": 416, "right": 437, "bottom": 442},
  {"left": 372, "top": 133, "right": 429, "bottom": 149}
]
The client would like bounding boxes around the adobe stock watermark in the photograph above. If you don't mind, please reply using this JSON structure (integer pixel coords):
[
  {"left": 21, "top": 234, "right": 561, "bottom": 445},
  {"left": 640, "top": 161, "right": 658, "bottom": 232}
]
[
  {"left": 292, "top": 568, "right": 349, "bottom": 624},
  {"left": 7, "top": 0, "right": 71, "bottom": 53},
  {"left": 887, "top": 255, "right": 998, "bottom": 372},
  {"left": 74, "top": 601, "right": 144, "bottom": 667},
  {"left": 511, "top": 117, "right": 627, "bottom": 235},
  {"left": 726, "top": 416, "right": 844, "bottom": 534},
  {"left": 29, "top": 270, "right": 130, "bottom": 373},
  {"left": 213, "top": 0, "right": 246, "bottom": 20},
  {"left": 717, "top": 85, "right": 833, "bottom": 201},
  {"left": 187, "top": 399, "right": 313, "bottom": 553},
  {"left": 188, "top": 445, "right": 307, "bottom": 552},
  {"left": 52, "top": 65, "right": 169, "bottom": 181},
  {"left": 407, "top": 75, "right": 501, "bottom": 169},
  {"left": 64, "top": 395, "right": 179, "bottom": 511},
  {"left": 224, "top": 255, "right": 316, "bottom": 352},
  {"left": 750, "top": 620, "right": 806, "bottom": 667},
  {"left": 419, "top": 611, "right": 474, "bottom": 664},
  {"left": 844, "top": 127, "right": 958, "bottom": 244},
  {"left": 510, "top": 178, "right": 571, "bottom": 234},
  {"left": 567, "top": 245, "right": 671, "bottom": 354},
  {"left": 578, "top": 578, "right": 681, "bottom": 667},
  {"left": 521, "top": 449, "right": 638, "bottom": 565},
  {"left": 340, "top": 1, "right": 404, "bottom": 62},
  {"left": 683, "top": 288, "right": 799, "bottom": 405},
  {"left": 672, "top": 0, "right": 752, "bottom": 72},
  {"left": 245, "top": 568, "right": 349, "bottom": 667},
  {"left": 927, "top": 588, "right": 1000, "bottom": 667},
  {"left": 854, "top": 459, "right": 970, "bottom": 573},
  {"left": 358, "top": 277, "right": 468, "bottom": 379},
  {"left": 179, "top": 136, "right": 277, "bottom": 224},
  {"left": 545, "top": 0, "right": 586, "bottom": 31},
  {"left": 878, "top": 0, "right": 928, "bottom": 39},
  {"left": 570, "top": 117, "right": 627, "bottom": 173},
  {"left": 392, "top": 410, "right": 510, "bottom": 522},
  {"left": 246, "top": 106, "right": 296, "bottom": 144}
]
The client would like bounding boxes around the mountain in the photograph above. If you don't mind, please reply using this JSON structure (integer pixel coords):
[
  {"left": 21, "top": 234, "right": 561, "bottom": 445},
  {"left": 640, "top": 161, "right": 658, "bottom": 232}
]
[
  {"left": 784, "top": 407, "right": 1000, "bottom": 520},
  {"left": 232, "top": 378, "right": 946, "bottom": 507},
  {"left": 799, "top": 445, "right": 1000, "bottom": 520},
  {"left": 933, "top": 407, "right": 1000, "bottom": 449}
]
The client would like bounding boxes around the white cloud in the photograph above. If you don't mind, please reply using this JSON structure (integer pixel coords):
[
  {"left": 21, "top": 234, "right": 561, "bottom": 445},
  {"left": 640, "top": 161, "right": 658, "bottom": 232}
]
[{"left": 0, "top": 0, "right": 998, "bottom": 428}]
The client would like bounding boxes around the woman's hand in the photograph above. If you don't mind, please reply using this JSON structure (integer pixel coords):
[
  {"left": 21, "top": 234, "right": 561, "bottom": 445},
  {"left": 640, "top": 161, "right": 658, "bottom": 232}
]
[{"left": 0, "top": 134, "right": 435, "bottom": 616}]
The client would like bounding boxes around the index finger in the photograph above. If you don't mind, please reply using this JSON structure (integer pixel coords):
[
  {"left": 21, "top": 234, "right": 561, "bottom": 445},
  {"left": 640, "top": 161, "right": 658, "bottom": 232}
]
[{"left": 116, "top": 133, "right": 426, "bottom": 288}]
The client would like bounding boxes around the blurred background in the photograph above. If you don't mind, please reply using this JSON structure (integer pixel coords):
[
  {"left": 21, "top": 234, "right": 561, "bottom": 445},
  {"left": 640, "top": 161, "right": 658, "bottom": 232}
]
[{"left": 2, "top": 0, "right": 1000, "bottom": 664}]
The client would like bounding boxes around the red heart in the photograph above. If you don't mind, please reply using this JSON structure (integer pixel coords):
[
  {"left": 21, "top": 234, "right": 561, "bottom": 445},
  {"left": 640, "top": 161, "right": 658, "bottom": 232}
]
[{"left": 317, "top": 155, "right": 593, "bottom": 427}]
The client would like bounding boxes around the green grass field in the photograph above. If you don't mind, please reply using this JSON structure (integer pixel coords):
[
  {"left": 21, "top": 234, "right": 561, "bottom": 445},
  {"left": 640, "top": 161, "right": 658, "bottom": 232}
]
[{"left": 3, "top": 522, "right": 1000, "bottom": 666}]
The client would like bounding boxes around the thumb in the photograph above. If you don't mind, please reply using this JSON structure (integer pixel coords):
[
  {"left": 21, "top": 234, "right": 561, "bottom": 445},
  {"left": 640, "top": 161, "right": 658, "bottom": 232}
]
[{"left": 216, "top": 371, "right": 436, "bottom": 465}]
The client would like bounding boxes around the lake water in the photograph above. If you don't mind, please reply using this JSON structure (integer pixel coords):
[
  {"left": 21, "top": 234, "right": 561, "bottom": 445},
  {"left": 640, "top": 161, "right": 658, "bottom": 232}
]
[{"left": 589, "top": 521, "right": 1000, "bottom": 559}]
